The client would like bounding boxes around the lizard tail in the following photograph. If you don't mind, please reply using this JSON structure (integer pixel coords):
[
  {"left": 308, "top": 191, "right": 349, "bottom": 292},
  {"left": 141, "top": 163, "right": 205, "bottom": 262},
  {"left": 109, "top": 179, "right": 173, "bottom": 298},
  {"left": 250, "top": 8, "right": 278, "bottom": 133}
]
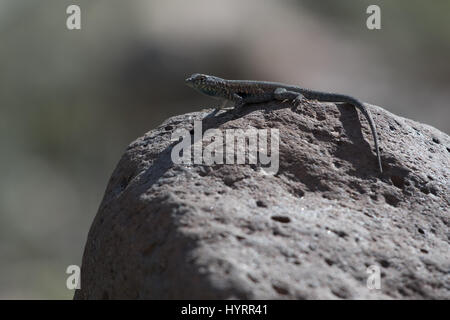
[
  {"left": 358, "top": 102, "right": 383, "bottom": 174},
  {"left": 304, "top": 91, "right": 383, "bottom": 173},
  {"left": 345, "top": 97, "right": 383, "bottom": 174}
]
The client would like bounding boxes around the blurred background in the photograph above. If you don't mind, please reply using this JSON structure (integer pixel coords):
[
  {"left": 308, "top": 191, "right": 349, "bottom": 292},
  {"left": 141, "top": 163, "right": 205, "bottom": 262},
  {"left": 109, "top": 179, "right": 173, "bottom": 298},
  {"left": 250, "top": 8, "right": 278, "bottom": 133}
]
[{"left": 0, "top": 0, "right": 449, "bottom": 299}]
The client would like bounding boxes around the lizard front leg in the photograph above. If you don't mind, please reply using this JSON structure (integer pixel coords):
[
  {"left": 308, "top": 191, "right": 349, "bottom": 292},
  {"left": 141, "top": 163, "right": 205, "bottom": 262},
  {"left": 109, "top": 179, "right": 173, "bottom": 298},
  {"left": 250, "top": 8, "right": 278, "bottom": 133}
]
[
  {"left": 231, "top": 93, "right": 245, "bottom": 110},
  {"left": 217, "top": 100, "right": 228, "bottom": 109},
  {"left": 274, "top": 88, "right": 305, "bottom": 107}
]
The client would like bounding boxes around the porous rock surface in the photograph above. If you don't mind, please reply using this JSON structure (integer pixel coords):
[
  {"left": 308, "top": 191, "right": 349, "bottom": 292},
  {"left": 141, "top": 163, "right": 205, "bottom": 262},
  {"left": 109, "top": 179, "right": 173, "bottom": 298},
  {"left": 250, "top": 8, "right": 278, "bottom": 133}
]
[{"left": 74, "top": 101, "right": 449, "bottom": 299}]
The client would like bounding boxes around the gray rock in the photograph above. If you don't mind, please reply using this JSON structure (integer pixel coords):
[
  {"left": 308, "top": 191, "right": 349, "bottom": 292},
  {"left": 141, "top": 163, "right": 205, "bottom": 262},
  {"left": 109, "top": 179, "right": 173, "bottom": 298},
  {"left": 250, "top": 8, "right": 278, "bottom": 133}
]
[{"left": 74, "top": 101, "right": 450, "bottom": 299}]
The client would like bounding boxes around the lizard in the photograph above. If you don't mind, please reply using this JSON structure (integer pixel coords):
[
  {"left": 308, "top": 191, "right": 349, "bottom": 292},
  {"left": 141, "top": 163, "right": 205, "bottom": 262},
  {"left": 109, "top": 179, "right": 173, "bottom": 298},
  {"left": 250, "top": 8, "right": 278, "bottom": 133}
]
[{"left": 185, "top": 73, "right": 383, "bottom": 174}]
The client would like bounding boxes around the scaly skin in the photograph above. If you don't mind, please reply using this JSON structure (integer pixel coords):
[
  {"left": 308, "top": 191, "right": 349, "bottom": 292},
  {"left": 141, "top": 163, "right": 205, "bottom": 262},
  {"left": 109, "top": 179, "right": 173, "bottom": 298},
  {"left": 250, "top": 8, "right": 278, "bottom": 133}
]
[{"left": 185, "top": 73, "right": 383, "bottom": 174}]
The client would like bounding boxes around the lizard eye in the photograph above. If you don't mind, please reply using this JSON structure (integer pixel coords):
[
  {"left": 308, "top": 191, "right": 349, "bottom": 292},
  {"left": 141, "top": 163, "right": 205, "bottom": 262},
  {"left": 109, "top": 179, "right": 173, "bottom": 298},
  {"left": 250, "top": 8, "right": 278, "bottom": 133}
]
[{"left": 194, "top": 74, "right": 207, "bottom": 82}]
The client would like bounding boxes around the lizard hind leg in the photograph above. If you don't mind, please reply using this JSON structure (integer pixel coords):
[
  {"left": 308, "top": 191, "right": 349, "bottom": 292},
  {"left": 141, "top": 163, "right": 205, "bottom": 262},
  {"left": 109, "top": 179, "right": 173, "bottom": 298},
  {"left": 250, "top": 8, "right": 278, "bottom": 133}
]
[{"left": 274, "top": 88, "right": 305, "bottom": 107}]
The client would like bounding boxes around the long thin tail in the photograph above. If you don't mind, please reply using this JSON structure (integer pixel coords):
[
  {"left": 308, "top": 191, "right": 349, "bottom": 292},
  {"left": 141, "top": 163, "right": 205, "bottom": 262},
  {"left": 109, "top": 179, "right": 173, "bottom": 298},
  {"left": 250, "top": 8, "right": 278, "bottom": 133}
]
[
  {"left": 301, "top": 90, "right": 383, "bottom": 173},
  {"left": 352, "top": 100, "right": 383, "bottom": 174}
]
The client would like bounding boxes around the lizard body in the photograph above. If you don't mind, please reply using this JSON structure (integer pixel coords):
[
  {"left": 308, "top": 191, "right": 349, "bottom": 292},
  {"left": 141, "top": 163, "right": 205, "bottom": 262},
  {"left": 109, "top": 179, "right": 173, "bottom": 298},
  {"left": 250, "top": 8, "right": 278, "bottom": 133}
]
[{"left": 185, "top": 73, "right": 383, "bottom": 173}]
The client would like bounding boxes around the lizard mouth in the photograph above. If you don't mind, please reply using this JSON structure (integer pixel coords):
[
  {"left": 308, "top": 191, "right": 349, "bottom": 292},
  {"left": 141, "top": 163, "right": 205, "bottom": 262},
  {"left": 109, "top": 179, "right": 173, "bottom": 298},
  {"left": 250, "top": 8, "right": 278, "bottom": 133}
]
[{"left": 185, "top": 77, "right": 194, "bottom": 88}]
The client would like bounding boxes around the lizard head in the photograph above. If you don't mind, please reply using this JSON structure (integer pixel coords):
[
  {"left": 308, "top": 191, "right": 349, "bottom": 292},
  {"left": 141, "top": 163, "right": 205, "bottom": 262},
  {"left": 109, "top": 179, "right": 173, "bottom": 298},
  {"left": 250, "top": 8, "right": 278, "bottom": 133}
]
[{"left": 185, "top": 73, "right": 226, "bottom": 98}]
